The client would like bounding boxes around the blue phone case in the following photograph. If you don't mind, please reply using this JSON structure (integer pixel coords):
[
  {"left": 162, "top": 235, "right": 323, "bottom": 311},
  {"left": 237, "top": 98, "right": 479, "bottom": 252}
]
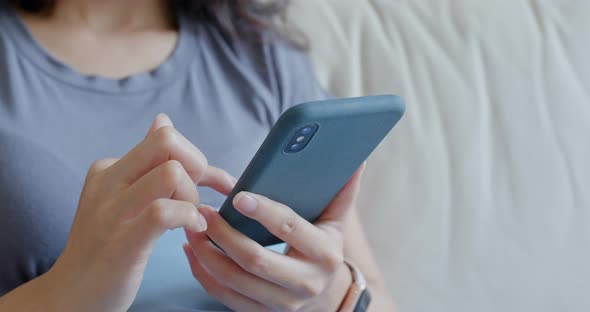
[{"left": 218, "top": 95, "right": 405, "bottom": 246}]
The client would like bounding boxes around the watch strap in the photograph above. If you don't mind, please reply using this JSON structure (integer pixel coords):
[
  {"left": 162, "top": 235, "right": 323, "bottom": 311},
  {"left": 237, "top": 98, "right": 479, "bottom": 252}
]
[
  {"left": 354, "top": 288, "right": 372, "bottom": 312},
  {"left": 338, "top": 259, "right": 371, "bottom": 312}
]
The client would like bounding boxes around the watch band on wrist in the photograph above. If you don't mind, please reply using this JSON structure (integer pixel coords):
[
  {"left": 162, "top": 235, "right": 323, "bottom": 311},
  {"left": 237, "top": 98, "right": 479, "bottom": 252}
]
[{"left": 338, "top": 259, "right": 372, "bottom": 312}]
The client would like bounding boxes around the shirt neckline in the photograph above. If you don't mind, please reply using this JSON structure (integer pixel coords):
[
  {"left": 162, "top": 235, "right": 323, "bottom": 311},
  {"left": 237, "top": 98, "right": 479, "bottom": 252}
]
[{"left": 0, "top": 6, "right": 198, "bottom": 94}]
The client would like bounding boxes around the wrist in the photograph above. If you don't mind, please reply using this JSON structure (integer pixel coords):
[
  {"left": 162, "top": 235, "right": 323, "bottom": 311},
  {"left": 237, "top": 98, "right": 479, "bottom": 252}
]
[
  {"left": 41, "top": 264, "right": 89, "bottom": 312},
  {"left": 323, "top": 262, "right": 353, "bottom": 311},
  {"left": 0, "top": 267, "right": 84, "bottom": 312},
  {"left": 44, "top": 255, "right": 117, "bottom": 312}
]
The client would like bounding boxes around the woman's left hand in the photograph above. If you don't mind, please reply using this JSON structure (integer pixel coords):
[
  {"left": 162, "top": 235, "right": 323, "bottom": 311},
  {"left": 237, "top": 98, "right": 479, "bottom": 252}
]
[{"left": 183, "top": 163, "right": 366, "bottom": 312}]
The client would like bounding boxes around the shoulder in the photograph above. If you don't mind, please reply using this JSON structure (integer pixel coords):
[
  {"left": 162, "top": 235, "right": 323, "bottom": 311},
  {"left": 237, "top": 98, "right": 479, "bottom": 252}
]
[
  {"left": 264, "top": 38, "right": 330, "bottom": 103},
  {"left": 183, "top": 16, "right": 330, "bottom": 111}
]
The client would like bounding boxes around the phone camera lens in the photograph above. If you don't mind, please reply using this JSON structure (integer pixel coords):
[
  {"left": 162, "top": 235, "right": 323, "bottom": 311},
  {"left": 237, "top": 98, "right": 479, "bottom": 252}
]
[
  {"left": 285, "top": 124, "right": 317, "bottom": 153},
  {"left": 301, "top": 127, "right": 312, "bottom": 135}
]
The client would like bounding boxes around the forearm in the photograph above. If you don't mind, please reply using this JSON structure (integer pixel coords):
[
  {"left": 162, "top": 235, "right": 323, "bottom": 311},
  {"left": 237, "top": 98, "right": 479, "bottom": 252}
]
[
  {"left": 0, "top": 270, "right": 63, "bottom": 311},
  {"left": 0, "top": 264, "right": 97, "bottom": 312},
  {"left": 366, "top": 281, "right": 397, "bottom": 312},
  {"left": 343, "top": 207, "right": 397, "bottom": 311}
]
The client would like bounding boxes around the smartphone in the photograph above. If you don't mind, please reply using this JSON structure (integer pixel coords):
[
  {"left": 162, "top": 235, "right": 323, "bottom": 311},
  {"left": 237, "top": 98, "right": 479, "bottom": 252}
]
[{"left": 218, "top": 95, "right": 405, "bottom": 246}]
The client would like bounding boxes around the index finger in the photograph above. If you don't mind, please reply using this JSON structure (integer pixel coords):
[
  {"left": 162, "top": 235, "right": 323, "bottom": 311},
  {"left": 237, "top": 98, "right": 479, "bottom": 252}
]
[
  {"left": 232, "top": 192, "right": 336, "bottom": 262},
  {"left": 107, "top": 126, "right": 207, "bottom": 185},
  {"left": 199, "top": 165, "right": 236, "bottom": 196}
]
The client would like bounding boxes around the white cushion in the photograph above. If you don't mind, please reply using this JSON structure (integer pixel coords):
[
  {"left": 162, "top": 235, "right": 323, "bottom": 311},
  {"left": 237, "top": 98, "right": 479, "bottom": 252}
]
[{"left": 289, "top": 1, "right": 590, "bottom": 311}]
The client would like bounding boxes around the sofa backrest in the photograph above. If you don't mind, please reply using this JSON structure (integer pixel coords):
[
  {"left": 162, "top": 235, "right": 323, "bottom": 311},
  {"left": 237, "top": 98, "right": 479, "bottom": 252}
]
[{"left": 289, "top": 1, "right": 590, "bottom": 311}]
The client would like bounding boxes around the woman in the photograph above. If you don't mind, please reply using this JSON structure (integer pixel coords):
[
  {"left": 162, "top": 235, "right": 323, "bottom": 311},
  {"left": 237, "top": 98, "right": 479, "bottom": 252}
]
[{"left": 0, "top": 0, "right": 395, "bottom": 311}]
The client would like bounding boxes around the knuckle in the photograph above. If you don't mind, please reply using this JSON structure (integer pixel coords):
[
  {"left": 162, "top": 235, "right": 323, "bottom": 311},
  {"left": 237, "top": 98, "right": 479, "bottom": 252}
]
[
  {"left": 277, "top": 210, "right": 299, "bottom": 237},
  {"left": 84, "top": 161, "right": 107, "bottom": 192},
  {"left": 87, "top": 159, "right": 109, "bottom": 178},
  {"left": 187, "top": 149, "right": 208, "bottom": 181},
  {"left": 160, "top": 160, "right": 185, "bottom": 186},
  {"left": 299, "top": 279, "right": 324, "bottom": 298},
  {"left": 180, "top": 205, "right": 199, "bottom": 226},
  {"left": 148, "top": 199, "right": 170, "bottom": 227},
  {"left": 87, "top": 160, "right": 102, "bottom": 176},
  {"left": 320, "top": 249, "right": 344, "bottom": 272},
  {"left": 196, "top": 152, "right": 208, "bottom": 172},
  {"left": 192, "top": 155, "right": 208, "bottom": 180},
  {"left": 241, "top": 248, "right": 269, "bottom": 276},
  {"left": 154, "top": 126, "right": 178, "bottom": 152}
]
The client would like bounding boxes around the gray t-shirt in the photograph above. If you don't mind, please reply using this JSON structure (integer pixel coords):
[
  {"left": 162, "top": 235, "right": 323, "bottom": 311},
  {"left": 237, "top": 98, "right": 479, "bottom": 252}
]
[{"left": 0, "top": 5, "right": 327, "bottom": 311}]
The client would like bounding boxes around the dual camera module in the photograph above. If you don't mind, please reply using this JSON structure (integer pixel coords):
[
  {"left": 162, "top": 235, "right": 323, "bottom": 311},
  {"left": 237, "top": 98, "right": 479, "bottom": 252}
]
[{"left": 284, "top": 124, "right": 319, "bottom": 153}]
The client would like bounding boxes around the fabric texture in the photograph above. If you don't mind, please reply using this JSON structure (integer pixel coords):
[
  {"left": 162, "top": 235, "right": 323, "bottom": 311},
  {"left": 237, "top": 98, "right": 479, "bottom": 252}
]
[
  {"left": 289, "top": 1, "right": 590, "bottom": 311},
  {"left": 0, "top": 5, "right": 327, "bottom": 311}
]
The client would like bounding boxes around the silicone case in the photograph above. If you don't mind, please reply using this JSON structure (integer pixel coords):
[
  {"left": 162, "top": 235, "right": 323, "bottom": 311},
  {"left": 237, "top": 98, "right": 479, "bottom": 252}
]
[{"left": 218, "top": 95, "right": 405, "bottom": 246}]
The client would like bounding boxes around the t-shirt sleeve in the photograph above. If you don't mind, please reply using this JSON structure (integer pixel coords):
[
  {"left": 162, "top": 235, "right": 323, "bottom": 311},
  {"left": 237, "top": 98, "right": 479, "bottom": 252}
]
[{"left": 265, "top": 41, "right": 332, "bottom": 114}]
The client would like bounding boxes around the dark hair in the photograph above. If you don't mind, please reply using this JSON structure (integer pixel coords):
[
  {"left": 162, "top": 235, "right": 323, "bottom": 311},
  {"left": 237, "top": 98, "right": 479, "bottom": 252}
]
[{"left": 12, "top": 0, "right": 305, "bottom": 48}]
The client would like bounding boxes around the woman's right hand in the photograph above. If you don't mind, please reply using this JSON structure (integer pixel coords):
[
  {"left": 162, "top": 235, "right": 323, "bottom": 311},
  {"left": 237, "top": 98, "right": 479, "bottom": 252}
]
[{"left": 44, "top": 114, "right": 235, "bottom": 312}]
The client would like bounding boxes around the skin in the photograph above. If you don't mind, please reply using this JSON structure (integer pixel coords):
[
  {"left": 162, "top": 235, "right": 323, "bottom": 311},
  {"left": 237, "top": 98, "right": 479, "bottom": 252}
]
[{"left": 0, "top": 1, "right": 396, "bottom": 311}]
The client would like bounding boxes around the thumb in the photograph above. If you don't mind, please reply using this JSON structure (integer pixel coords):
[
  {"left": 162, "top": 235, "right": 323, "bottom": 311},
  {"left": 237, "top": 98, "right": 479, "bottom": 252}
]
[
  {"left": 146, "top": 113, "right": 174, "bottom": 138},
  {"left": 317, "top": 161, "right": 367, "bottom": 224}
]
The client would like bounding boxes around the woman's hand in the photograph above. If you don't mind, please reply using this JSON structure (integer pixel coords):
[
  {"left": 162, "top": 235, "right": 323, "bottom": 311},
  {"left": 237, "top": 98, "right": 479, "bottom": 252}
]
[
  {"left": 44, "top": 114, "right": 236, "bottom": 312},
  {"left": 183, "top": 163, "right": 367, "bottom": 312}
]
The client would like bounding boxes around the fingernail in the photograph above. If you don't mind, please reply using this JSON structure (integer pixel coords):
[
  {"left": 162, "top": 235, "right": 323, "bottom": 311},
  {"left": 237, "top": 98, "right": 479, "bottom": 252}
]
[
  {"left": 234, "top": 192, "right": 257, "bottom": 212},
  {"left": 195, "top": 212, "right": 207, "bottom": 232},
  {"left": 198, "top": 205, "right": 213, "bottom": 221}
]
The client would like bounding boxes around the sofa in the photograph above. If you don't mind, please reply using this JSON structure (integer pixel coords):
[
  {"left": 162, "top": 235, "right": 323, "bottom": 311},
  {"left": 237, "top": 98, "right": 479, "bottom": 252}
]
[{"left": 289, "top": 1, "right": 590, "bottom": 311}]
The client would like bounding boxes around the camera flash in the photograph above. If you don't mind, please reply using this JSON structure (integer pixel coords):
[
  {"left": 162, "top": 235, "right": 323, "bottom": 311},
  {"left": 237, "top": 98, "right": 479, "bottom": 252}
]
[{"left": 296, "top": 136, "right": 305, "bottom": 142}]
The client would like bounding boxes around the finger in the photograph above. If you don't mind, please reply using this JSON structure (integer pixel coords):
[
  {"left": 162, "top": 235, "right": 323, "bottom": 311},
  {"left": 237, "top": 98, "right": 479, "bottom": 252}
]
[
  {"left": 117, "top": 160, "right": 199, "bottom": 218},
  {"left": 232, "top": 192, "right": 334, "bottom": 261},
  {"left": 185, "top": 230, "right": 303, "bottom": 311},
  {"left": 198, "top": 206, "right": 325, "bottom": 296},
  {"left": 86, "top": 158, "right": 119, "bottom": 181},
  {"left": 129, "top": 199, "right": 206, "bottom": 248},
  {"left": 198, "top": 166, "right": 236, "bottom": 196},
  {"left": 317, "top": 161, "right": 367, "bottom": 225},
  {"left": 182, "top": 244, "right": 268, "bottom": 312},
  {"left": 146, "top": 113, "right": 174, "bottom": 138},
  {"left": 81, "top": 158, "right": 121, "bottom": 203},
  {"left": 107, "top": 126, "right": 208, "bottom": 186}
]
